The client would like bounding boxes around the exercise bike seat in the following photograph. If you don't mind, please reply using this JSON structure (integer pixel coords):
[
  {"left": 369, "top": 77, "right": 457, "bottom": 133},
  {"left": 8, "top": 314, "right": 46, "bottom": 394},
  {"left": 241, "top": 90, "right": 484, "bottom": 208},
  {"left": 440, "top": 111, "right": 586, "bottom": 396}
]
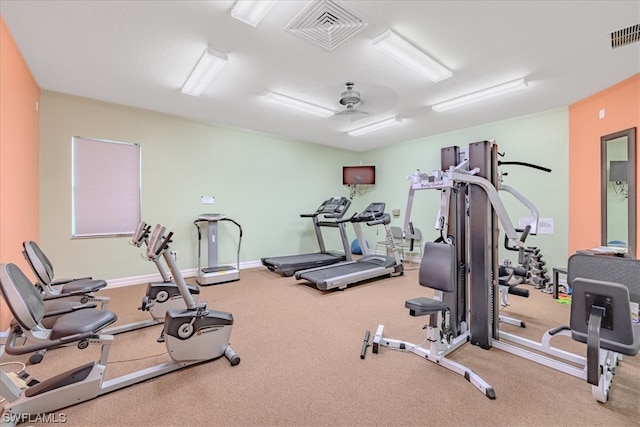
[
  {"left": 54, "top": 278, "right": 108, "bottom": 294},
  {"left": 23, "top": 240, "right": 107, "bottom": 295},
  {"left": 0, "top": 263, "right": 117, "bottom": 355},
  {"left": 48, "top": 309, "right": 117, "bottom": 341}
]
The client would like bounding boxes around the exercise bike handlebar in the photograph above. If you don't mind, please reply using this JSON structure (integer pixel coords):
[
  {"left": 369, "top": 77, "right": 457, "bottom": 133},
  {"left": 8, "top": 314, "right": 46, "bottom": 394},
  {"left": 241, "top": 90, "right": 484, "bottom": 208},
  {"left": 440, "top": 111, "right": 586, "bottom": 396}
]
[
  {"left": 130, "top": 221, "right": 151, "bottom": 247},
  {"left": 155, "top": 231, "right": 174, "bottom": 257}
]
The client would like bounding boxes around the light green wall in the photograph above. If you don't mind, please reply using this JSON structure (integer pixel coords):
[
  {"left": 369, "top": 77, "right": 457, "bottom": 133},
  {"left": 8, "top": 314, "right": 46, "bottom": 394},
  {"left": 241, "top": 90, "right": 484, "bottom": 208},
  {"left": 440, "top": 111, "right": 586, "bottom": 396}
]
[
  {"left": 38, "top": 91, "right": 569, "bottom": 281},
  {"left": 356, "top": 107, "right": 569, "bottom": 270},
  {"left": 39, "top": 91, "right": 358, "bottom": 280}
]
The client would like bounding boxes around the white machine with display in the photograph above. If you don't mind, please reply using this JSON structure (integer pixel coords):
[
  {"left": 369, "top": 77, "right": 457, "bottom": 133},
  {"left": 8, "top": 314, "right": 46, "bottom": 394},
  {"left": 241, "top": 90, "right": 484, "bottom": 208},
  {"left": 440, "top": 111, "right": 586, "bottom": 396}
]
[{"left": 194, "top": 213, "right": 242, "bottom": 286}]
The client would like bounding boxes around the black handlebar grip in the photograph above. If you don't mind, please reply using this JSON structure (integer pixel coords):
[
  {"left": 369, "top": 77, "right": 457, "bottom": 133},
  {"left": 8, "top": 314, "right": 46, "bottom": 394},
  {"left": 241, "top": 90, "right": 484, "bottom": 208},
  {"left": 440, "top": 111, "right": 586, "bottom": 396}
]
[
  {"left": 360, "top": 330, "right": 370, "bottom": 359},
  {"left": 155, "top": 231, "right": 173, "bottom": 256},
  {"left": 519, "top": 225, "right": 531, "bottom": 243},
  {"left": 498, "top": 160, "right": 552, "bottom": 173},
  {"left": 508, "top": 287, "right": 530, "bottom": 298},
  {"left": 408, "top": 222, "right": 415, "bottom": 251},
  {"left": 337, "top": 212, "right": 357, "bottom": 223}
]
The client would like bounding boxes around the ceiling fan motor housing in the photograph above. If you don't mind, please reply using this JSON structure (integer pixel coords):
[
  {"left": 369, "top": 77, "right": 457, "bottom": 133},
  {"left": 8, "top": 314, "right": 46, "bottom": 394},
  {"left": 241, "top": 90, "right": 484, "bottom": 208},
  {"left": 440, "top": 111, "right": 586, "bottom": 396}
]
[{"left": 339, "top": 82, "right": 361, "bottom": 107}]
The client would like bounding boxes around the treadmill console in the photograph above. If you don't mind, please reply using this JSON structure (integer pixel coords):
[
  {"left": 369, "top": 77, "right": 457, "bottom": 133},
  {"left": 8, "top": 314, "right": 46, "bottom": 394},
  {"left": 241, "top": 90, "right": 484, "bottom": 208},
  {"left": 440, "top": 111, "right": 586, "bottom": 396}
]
[
  {"left": 353, "top": 202, "right": 386, "bottom": 222},
  {"left": 317, "top": 196, "right": 351, "bottom": 219}
]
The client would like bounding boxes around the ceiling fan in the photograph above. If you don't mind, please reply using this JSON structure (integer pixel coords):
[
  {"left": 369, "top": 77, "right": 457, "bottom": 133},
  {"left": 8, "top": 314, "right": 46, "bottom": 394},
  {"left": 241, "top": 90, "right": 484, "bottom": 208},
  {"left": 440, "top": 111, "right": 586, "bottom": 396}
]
[{"left": 334, "top": 82, "right": 371, "bottom": 122}]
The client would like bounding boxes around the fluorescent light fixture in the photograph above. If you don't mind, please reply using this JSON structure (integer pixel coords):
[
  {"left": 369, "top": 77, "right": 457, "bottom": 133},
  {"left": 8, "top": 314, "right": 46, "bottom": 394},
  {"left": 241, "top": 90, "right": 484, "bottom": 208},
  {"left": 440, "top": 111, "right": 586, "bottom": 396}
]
[
  {"left": 181, "top": 48, "right": 228, "bottom": 96},
  {"left": 431, "top": 78, "right": 528, "bottom": 112},
  {"left": 264, "top": 91, "right": 335, "bottom": 118},
  {"left": 373, "top": 30, "right": 452, "bottom": 82},
  {"left": 348, "top": 117, "right": 402, "bottom": 136},
  {"left": 231, "top": 0, "right": 277, "bottom": 27}
]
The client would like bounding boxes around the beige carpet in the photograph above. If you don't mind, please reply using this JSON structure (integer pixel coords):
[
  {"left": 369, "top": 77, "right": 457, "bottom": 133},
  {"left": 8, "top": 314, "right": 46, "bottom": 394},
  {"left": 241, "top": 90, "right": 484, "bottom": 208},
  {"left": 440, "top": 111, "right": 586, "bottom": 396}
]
[{"left": 1, "top": 265, "right": 639, "bottom": 426}]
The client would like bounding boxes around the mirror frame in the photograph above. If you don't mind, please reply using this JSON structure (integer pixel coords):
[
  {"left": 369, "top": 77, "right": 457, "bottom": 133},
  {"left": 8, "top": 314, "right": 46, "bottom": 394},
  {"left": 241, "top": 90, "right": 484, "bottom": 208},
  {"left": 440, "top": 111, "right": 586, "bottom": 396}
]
[{"left": 600, "top": 127, "right": 636, "bottom": 258}]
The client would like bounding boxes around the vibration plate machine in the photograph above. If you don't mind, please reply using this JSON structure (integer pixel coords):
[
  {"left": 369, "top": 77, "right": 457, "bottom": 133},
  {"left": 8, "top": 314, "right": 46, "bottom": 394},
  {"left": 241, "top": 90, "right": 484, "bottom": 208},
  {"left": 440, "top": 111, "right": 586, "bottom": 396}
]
[
  {"left": 194, "top": 213, "right": 243, "bottom": 286},
  {"left": 261, "top": 196, "right": 352, "bottom": 277}
]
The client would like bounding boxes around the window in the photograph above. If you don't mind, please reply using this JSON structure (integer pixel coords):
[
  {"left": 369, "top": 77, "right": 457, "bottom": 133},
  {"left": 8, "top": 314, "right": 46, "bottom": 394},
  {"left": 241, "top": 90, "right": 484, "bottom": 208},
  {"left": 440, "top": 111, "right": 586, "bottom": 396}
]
[{"left": 72, "top": 137, "right": 141, "bottom": 237}]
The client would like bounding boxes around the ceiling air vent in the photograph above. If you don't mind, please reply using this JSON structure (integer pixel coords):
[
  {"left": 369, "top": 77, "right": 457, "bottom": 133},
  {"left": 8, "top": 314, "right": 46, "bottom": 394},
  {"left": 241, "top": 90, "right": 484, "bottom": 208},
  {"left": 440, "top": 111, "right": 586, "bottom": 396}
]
[
  {"left": 611, "top": 23, "right": 640, "bottom": 49},
  {"left": 285, "top": 0, "right": 368, "bottom": 51}
]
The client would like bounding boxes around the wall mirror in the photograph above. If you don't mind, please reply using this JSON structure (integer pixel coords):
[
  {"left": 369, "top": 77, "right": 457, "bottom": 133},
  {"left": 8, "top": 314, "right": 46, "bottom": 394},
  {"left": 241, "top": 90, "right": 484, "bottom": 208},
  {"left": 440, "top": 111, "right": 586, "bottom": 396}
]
[{"left": 601, "top": 127, "right": 636, "bottom": 258}]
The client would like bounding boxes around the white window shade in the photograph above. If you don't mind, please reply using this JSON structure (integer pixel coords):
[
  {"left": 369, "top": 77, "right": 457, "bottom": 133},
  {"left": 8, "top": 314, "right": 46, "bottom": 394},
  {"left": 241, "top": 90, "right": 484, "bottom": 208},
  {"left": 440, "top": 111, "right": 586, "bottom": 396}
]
[{"left": 72, "top": 137, "right": 141, "bottom": 237}]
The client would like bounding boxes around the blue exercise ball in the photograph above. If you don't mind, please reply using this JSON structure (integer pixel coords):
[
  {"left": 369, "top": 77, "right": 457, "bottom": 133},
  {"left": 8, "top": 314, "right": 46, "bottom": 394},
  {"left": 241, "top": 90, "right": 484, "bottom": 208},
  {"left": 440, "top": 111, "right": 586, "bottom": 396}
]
[{"left": 351, "top": 239, "right": 369, "bottom": 255}]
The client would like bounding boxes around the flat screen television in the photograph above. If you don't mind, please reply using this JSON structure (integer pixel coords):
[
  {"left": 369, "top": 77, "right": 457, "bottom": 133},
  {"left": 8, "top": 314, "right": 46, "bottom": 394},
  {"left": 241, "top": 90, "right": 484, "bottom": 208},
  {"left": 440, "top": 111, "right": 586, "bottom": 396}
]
[
  {"left": 343, "top": 165, "right": 376, "bottom": 185},
  {"left": 609, "top": 160, "right": 628, "bottom": 182}
]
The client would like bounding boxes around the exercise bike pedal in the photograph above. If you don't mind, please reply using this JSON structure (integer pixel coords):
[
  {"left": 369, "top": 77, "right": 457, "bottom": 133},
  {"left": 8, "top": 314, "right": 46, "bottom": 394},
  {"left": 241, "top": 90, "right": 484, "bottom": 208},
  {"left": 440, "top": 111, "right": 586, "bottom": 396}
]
[{"left": 138, "top": 296, "right": 155, "bottom": 311}]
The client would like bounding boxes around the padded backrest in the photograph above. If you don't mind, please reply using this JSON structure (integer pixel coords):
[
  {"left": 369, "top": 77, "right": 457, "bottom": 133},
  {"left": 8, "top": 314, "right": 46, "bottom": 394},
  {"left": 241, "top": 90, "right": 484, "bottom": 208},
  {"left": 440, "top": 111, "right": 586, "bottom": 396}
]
[
  {"left": 0, "top": 263, "right": 44, "bottom": 330},
  {"left": 419, "top": 242, "right": 456, "bottom": 293},
  {"left": 570, "top": 277, "right": 634, "bottom": 346},
  {"left": 23, "top": 240, "right": 54, "bottom": 285},
  {"left": 568, "top": 253, "right": 640, "bottom": 303}
]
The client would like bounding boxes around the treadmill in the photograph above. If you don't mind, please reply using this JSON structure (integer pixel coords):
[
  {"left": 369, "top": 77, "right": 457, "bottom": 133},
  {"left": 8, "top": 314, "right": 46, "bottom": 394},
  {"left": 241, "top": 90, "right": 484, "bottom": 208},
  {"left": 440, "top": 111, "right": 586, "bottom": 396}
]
[
  {"left": 295, "top": 202, "right": 403, "bottom": 290},
  {"left": 261, "top": 196, "right": 352, "bottom": 277}
]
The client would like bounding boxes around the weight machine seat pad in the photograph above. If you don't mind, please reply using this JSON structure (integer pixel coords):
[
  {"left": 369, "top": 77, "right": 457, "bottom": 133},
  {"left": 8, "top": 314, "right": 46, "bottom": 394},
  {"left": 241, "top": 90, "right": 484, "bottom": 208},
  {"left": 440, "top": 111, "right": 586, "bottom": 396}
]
[
  {"left": 60, "top": 278, "right": 108, "bottom": 293},
  {"left": 570, "top": 277, "right": 640, "bottom": 356},
  {"left": 405, "top": 297, "right": 448, "bottom": 314},
  {"left": 419, "top": 242, "right": 456, "bottom": 293},
  {"left": 571, "top": 324, "right": 640, "bottom": 356},
  {"left": 49, "top": 308, "right": 117, "bottom": 341}
]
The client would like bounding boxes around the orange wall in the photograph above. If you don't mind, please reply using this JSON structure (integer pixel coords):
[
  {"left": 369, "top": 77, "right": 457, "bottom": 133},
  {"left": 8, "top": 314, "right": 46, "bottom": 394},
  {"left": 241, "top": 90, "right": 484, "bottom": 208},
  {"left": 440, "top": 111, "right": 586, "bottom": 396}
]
[
  {"left": 0, "top": 16, "right": 41, "bottom": 330},
  {"left": 568, "top": 74, "right": 640, "bottom": 257}
]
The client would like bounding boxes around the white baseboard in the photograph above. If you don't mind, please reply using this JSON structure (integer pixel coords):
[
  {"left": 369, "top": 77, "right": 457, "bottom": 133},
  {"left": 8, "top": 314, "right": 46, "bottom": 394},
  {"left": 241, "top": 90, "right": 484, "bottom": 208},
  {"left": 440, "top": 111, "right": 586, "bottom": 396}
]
[{"left": 106, "top": 260, "right": 263, "bottom": 289}]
